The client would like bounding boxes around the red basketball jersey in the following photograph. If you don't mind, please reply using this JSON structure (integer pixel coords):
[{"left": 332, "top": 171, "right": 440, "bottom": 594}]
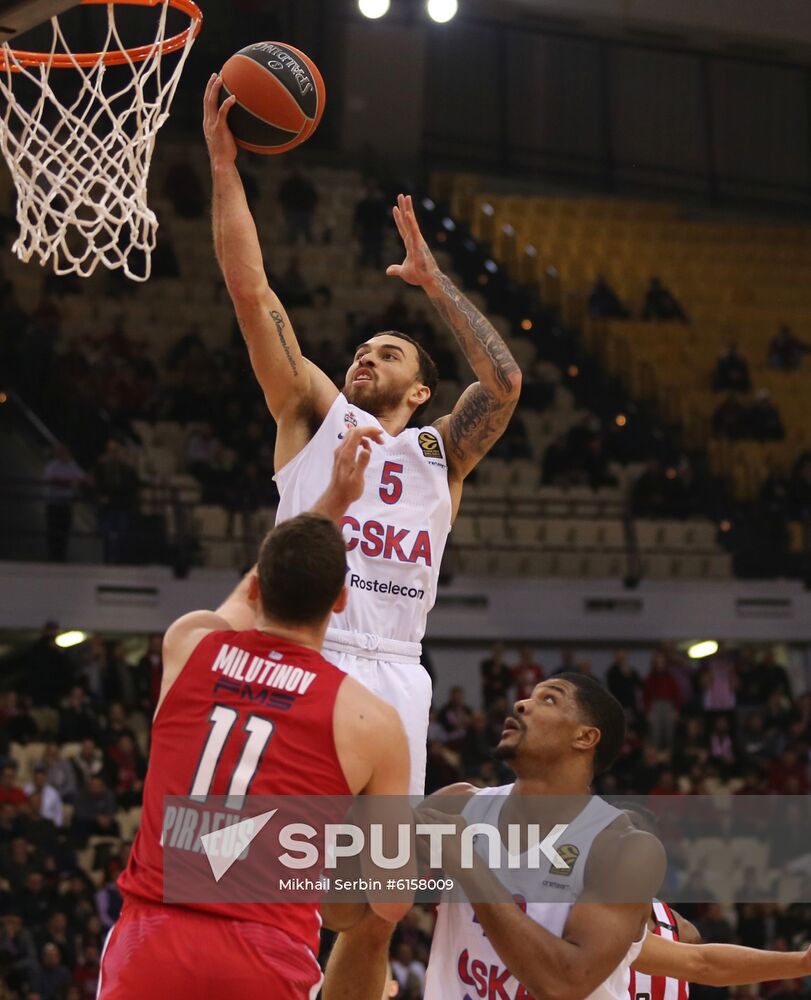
[
  {"left": 628, "top": 900, "right": 689, "bottom": 1000},
  {"left": 118, "top": 629, "right": 351, "bottom": 955}
]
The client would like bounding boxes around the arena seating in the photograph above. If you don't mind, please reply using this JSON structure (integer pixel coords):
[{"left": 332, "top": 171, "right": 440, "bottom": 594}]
[
  {"left": 438, "top": 173, "right": 811, "bottom": 520},
  {"left": 2, "top": 151, "right": 734, "bottom": 578}
]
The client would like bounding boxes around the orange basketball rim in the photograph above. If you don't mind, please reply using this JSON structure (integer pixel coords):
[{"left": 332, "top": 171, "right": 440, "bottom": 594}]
[{"left": 0, "top": 0, "right": 203, "bottom": 71}]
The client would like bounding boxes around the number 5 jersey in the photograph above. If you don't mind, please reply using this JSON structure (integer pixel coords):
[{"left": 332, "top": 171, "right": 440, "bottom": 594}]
[{"left": 275, "top": 392, "right": 453, "bottom": 647}]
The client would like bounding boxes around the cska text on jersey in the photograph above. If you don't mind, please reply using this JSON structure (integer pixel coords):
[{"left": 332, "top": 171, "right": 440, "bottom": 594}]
[{"left": 339, "top": 516, "right": 433, "bottom": 566}]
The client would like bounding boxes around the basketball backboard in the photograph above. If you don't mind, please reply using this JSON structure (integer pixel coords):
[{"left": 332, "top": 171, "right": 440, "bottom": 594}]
[{"left": 0, "top": 0, "right": 78, "bottom": 40}]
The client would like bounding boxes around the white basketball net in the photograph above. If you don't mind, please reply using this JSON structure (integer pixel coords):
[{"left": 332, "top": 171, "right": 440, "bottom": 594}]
[{"left": 0, "top": 3, "right": 199, "bottom": 281}]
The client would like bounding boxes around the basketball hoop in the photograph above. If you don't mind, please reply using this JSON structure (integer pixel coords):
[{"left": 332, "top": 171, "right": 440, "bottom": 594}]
[{"left": 0, "top": 0, "right": 203, "bottom": 281}]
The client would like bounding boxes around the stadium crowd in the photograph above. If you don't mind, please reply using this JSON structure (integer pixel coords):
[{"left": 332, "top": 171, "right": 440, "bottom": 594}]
[
  {"left": 0, "top": 628, "right": 809, "bottom": 997},
  {"left": 0, "top": 163, "right": 721, "bottom": 569}
]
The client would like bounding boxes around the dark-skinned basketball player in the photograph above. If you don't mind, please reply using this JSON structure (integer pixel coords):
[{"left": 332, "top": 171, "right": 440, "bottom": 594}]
[
  {"left": 416, "top": 676, "right": 811, "bottom": 999},
  {"left": 204, "top": 73, "right": 521, "bottom": 1000}
]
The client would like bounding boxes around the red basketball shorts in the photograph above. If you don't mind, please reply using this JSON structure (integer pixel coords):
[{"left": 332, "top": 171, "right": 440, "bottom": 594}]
[{"left": 97, "top": 898, "right": 323, "bottom": 1000}]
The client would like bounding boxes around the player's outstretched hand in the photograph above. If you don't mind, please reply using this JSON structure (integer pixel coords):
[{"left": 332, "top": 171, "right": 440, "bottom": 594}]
[
  {"left": 312, "top": 426, "right": 383, "bottom": 522},
  {"left": 386, "top": 194, "right": 440, "bottom": 289},
  {"left": 203, "top": 74, "right": 238, "bottom": 168}
]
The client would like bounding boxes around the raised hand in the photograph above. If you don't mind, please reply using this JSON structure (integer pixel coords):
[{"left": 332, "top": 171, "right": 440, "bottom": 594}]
[
  {"left": 386, "top": 194, "right": 440, "bottom": 289},
  {"left": 312, "top": 426, "right": 384, "bottom": 521},
  {"left": 330, "top": 425, "right": 384, "bottom": 508},
  {"left": 203, "top": 74, "right": 238, "bottom": 168}
]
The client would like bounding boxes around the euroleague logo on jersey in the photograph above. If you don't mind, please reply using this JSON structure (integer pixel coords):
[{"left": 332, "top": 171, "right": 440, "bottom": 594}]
[
  {"left": 337, "top": 411, "right": 359, "bottom": 440},
  {"left": 419, "top": 432, "right": 440, "bottom": 457}
]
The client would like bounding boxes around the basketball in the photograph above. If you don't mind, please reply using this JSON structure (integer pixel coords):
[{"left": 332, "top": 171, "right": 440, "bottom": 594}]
[{"left": 219, "top": 41, "right": 326, "bottom": 155}]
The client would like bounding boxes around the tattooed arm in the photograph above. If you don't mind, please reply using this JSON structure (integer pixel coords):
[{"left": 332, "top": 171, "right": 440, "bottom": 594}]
[
  {"left": 387, "top": 195, "right": 521, "bottom": 484},
  {"left": 204, "top": 75, "right": 337, "bottom": 466}
]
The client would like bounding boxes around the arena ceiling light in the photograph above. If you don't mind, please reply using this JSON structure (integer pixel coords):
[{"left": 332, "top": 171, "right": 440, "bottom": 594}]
[
  {"left": 687, "top": 640, "right": 718, "bottom": 659},
  {"left": 358, "top": 0, "right": 390, "bottom": 18},
  {"left": 55, "top": 630, "right": 87, "bottom": 649},
  {"left": 427, "top": 0, "right": 458, "bottom": 22}
]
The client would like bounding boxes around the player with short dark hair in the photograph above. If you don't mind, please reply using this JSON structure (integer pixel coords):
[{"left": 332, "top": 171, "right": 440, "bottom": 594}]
[
  {"left": 422, "top": 676, "right": 660, "bottom": 1000},
  {"left": 97, "top": 428, "right": 411, "bottom": 1000},
  {"left": 205, "top": 75, "right": 523, "bottom": 1000}
]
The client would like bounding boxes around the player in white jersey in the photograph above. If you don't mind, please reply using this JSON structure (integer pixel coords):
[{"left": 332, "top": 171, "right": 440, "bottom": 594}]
[
  {"left": 205, "top": 75, "right": 520, "bottom": 980},
  {"left": 422, "top": 677, "right": 811, "bottom": 999},
  {"left": 421, "top": 673, "right": 659, "bottom": 1000},
  {"left": 205, "top": 76, "right": 519, "bottom": 808}
]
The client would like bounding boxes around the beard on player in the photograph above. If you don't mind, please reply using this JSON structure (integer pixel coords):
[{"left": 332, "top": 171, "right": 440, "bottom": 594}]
[{"left": 342, "top": 331, "right": 438, "bottom": 420}]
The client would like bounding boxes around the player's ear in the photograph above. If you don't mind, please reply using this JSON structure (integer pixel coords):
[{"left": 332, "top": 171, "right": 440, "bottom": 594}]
[
  {"left": 410, "top": 383, "right": 431, "bottom": 409},
  {"left": 574, "top": 724, "right": 600, "bottom": 757},
  {"left": 333, "top": 585, "right": 348, "bottom": 614},
  {"left": 248, "top": 573, "right": 260, "bottom": 604}
]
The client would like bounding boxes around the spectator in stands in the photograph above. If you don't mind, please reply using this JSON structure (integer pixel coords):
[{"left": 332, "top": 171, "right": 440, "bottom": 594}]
[
  {"left": 552, "top": 649, "right": 577, "bottom": 675},
  {"left": 137, "top": 635, "right": 163, "bottom": 711},
  {"left": 59, "top": 688, "right": 98, "bottom": 744},
  {"left": 72, "top": 776, "right": 119, "bottom": 841},
  {"left": 36, "top": 912, "right": 75, "bottom": 971},
  {"left": 72, "top": 942, "right": 101, "bottom": 997},
  {"left": 94, "top": 863, "right": 123, "bottom": 932},
  {"left": 768, "top": 323, "right": 810, "bottom": 371},
  {"left": 0, "top": 911, "right": 38, "bottom": 993},
  {"left": 699, "top": 647, "right": 737, "bottom": 713},
  {"left": 31, "top": 940, "right": 71, "bottom": 998},
  {"left": 674, "top": 716, "right": 708, "bottom": 773},
  {"left": 438, "top": 686, "right": 473, "bottom": 750},
  {"left": 587, "top": 275, "right": 629, "bottom": 319},
  {"left": 100, "top": 703, "right": 136, "bottom": 751},
  {"left": 425, "top": 739, "right": 461, "bottom": 793},
  {"left": 71, "top": 740, "right": 109, "bottom": 789},
  {"left": 708, "top": 715, "right": 737, "bottom": 777},
  {"left": 23, "top": 766, "right": 64, "bottom": 829},
  {"left": 642, "top": 276, "right": 688, "bottom": 323},
  {"left": 354, "top": 180, "right": 388, "bottom": 270},
  {"left": 108, "top": 734, "right": 145, "bottom": 810},
  {"left": 630, "top": 744, "right": 662, "bottom": 794},
  {"left": 489, "top": 413, "right": 532, "bottom": 461},
  {"left": 0, "top": 764, "right": 26, "bottom": 807},
  {"left": 512, "top": 646, "right": 544, "bottom": 699},
  {"left": 105, "top": 644, "right": 138, "bottom": 712},
  {"left": 185, "top": 422, "right": 221, "bottom": 479},
  {"left": 92, "top": 440, "right": 140, "bottom": 564},
  {"left": 644, "top": 652, "right": 681, "bottom": 752},
  {"left": 0, "top": 691, "right": 38, "bottom": 744},
  {"left": 480, "top": 642, "right": 511, "bottom": 704},
  {"left": 163, "top": 157, "right": 205, "bottom": 219},
  {"left": 606, "top": 650, "right": 643, "bottom": 722},
  {"left": 756, "top": 649, "right": 792, "bottom": 702},
  {"left": 461, "top": 712, "right": 493, "bottom": 776},
  {"left": 42, "top": 445, "right": 86, "bottom": 562},
  {"left": 712, "top": 343, "right": 751, "bottom": 393},
  {"left": 390, "top": 943, "right": 426, "bottom": 998},
  {"left": 41, "top": 743, "right": 78, "bottom": 804},
  {"left": 23, "top": 620, "right": 75, "bottom": 708},
  {"left": 276, "top": 255, "right": 313, "bottom": 307},
  {"left": 746, "top": 389, "right": 785, "bottom": 441},
  {"left": 711, "top": 392, "right": 747, "bottom": 439},
  {"left": 696, "top": 903, "right": 735, "bottom": 944},
  {"left": 277, "top": 167, "right": 318, "bottom": 244},
  {"left": 75, "top": 637, "right": 109, "bottom": 706}
]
